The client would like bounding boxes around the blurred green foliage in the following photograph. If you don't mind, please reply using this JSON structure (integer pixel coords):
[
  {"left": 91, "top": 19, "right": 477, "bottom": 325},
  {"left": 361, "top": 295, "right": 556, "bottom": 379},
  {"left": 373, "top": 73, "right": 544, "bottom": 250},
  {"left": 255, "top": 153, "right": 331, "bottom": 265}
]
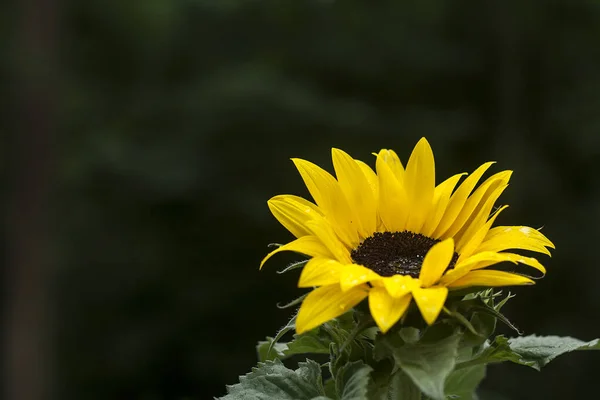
[{"left": 4, "top": 0, "right": 600, "bottom": 399}]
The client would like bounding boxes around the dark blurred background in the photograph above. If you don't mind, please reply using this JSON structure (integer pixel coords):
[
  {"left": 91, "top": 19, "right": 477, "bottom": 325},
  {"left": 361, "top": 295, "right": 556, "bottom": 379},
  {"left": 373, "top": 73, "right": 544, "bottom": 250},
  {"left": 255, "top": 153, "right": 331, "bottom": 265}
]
[{"left": 2, "top": 0, "right": 600, "bottom": 399}]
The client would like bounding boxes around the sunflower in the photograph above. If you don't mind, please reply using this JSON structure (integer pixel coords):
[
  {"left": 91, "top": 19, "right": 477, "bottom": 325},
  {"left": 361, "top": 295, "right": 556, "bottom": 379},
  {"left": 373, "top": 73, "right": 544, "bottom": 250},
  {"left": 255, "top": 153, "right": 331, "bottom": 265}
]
[{"left": 261, "top": 138, "right": 554, "bottom": 334}]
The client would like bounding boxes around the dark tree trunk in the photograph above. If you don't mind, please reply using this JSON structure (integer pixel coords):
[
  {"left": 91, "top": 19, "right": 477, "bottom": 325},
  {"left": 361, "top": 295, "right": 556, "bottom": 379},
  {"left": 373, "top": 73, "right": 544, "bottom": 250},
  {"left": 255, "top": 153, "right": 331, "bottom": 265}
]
[{"left": 4, "top": 0, "right": 59, "bottom": 399}]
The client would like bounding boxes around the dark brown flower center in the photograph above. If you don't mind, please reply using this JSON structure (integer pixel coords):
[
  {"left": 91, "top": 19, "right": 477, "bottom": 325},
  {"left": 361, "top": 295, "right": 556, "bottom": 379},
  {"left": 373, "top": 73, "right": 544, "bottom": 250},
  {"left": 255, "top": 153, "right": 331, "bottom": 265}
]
[{"left": 350, "top": 231, "right": 458, "bottom": 278}]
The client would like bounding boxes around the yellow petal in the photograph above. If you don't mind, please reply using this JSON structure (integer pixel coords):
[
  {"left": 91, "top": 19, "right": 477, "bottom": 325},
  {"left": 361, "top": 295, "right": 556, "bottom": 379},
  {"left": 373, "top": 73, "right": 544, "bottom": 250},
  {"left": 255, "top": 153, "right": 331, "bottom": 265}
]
[
  {"left": 412, "top": 286, "right": 448, "bottom": 325},
  {"left": 456, "top": 204, "right": 509, "bottom": 261},
  {"left": 485, "top": 225, "right": 554, "bottom": 246},
  {"left": 356, "top": 159, "right": 378, "bottom": 195},
  {"left": 296, "top": 284, "right": 368, "bottom": 334},
  {"left": 292, "top": 158, "right": 359, "bottom": 247},
  {"left": 476, "top": 225, "right": 554, "bottom": 255},
  {"left": 376, "top": 153, "right": 409, "bottom": 232},
  {"left": 339, "top": 264, "right": 382, "bottom": 291},
  {"left": 260, "top": 236, "right": 333, "bottom": 269},
  {"left": 455, "top": 251, "right": 515, "bottom": 269},
  {"left": 440, "top": 251, "right": 546, "bottom": 285},
  {"left": 332, "top": 148, "right": 377, "bottom": 237},
  {"left": 419, "top": 238, "right": 455, "bottom": 287},
  {"left": 298, "top": 258, "right": 344, "bottom": 288},
  {"left": 267, "top": 195, "right": 324, "bottom": 238},
  {"left": 470, "top": 252, "right": 546, "bottom": 276},
  {"left": 382, "top": 275, "right": 420, "bottom": 298},
  {"left": 433, "top": 162, "right": 495, "bottom": 238},
  {"left": 404, "top": 138, "right": 436, "bottom": 232},
  {"left": 421, "top": 173, "right": 466, "bottom": 237},
  {"left": 439, "top": 251, "right": 519, "bottom": 285},
  {"left": 306, "top": 220, "right": 352, "bottom": 264},
  {"left": 376, "top": 149, "right": 404, "bottom": 182},
  {"left": 369, "top": 287, "right": 412, "bottom": 333},
  {"left": 447, "top": 270, "right": 534, "bottom": 289},
  {"left": 444, "top": 171, "right": 512, "bottom": 239}
]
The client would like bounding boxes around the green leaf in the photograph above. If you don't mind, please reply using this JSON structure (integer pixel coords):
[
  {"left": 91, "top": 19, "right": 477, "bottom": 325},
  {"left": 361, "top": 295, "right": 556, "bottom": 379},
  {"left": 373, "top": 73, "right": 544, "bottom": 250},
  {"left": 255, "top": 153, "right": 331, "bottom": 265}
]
[
  {"left": 455, "top": 336, "right": 524, "bottom": 370},
  {"left": 323, "top": 378, "right": 336, "bottom": 399},
  {"left": 263, "top": 314, "right": 296, "bottom": 360},
  {"left": 376, "top": 328, "right": 461, "bottom": 400},
  {"left": 457, "top": 335, "right": 600, "bottom": 371},
  {"left": 329, "top": 343, "right": 349, "bottom": 383},
  {"left": 493, "top": 292, "right": 515, "bottom": 311},
  {"left": 506, "top": 335, "right": 600, "bottom": 370},
  {"left": 324, "top": 312, "right": 374, "bottom": 368},
  {"left": 257, "top": 331, "right": 331, "bottom": 362},
  {"left": 364, "top": 358, "right": 394, "bottom": 400},
  {"left": 335, "top": 360, "right": 373, "bottom": 400},
  {"left": 443, "top": 306, "right": 479, "bottom": 336},
  {"left": 444, "top": 364, "right": 486, "bottom": 400},
  {"left": 337, "top": 311, "right": 376, "bottom": 356},
  {"left": 456, "top": 297, "right": 520, "bottom": 335},
  {"left": 256, "top": 338, "right": 288, "bottom": 362},
  {"left": 399, "top": 327, "right": 421, "bottom": 344},
  {"left": 382, "top": 370, "right": 422, "bottom": 400},
  {"left": 220, "top": 359, "right": 326, "bottom": 400},
  {"left": 460, "top": 312, "right": 496, "bottom": 351},
  {"left": 372, "top": 328, "right": 421, "bottom": 362},
  {"left": 288, "top": 334, "right": 332, "bottom": 355}
]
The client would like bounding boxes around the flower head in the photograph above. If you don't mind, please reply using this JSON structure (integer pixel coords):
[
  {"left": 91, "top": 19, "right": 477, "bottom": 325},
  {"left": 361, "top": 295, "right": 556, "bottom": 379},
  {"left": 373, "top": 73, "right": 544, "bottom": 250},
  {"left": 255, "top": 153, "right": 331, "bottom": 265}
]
[{"left": 261, "top": 138, "right": 554, "bottom": 334}]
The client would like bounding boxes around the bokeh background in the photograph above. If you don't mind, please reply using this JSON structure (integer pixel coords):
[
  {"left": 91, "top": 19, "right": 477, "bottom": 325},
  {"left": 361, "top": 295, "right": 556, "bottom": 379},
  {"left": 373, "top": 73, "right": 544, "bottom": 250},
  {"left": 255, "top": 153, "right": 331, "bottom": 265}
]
[{"left": 3, "top": 0, "right": 600, "bottom": 399}]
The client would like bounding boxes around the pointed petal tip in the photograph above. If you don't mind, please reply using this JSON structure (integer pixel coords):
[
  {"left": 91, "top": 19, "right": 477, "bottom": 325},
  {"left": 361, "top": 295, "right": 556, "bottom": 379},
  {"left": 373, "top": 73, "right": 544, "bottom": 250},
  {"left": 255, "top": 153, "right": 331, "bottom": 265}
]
[
  {"left": 296, "top": 284, "right": 369, "bottom": 334},
  {"left": 259, "top": 243, "right": 284, "bottom": 269},
  {"left": 478, "top": 161, "right": 497, "bottom": 170},
  {"left": 369, "top": 287, "right": 412, "bottom": 333},
  {"left": 418, "top": 238, "right": 455, "bottom": 287},
  {"left": 413, "top": 286, "right": 448, "bottom": 325},
  {"left": 415, "top": 136, "right": 432, "bottom": 147},
  {"left": 291, "top": 157, "right": 313, "bottom": 166},
  {"left": 447, "top": 270, "right": 535, "bottom": 289},
  {"left": 266, "top": 196, "right": 281, "bottom": 207},
  {"left": 259, "top": 254, "right": 270, "bottom": 270},
  {"left": 298, "top": 258, "right": 344, "bottom": 288},
  {"left": 290, "top": 158, "right": 304, "bottom": 169},
  {"left": 259, "top": 243, "right": 282, "bottom": 269},
  {"left": 496, "top": 170, "right": 514, "bottom": 183},
  {"left": 412, "top": 137, "right": 434, "bottom": 155}
]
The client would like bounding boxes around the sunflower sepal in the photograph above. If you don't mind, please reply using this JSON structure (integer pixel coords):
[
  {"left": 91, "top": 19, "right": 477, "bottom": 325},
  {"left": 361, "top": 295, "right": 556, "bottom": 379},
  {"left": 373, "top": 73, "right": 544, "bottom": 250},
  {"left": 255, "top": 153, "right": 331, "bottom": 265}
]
[
  {"left": 276, "top": 292, "right": 308, "bottom": 309},
  {"left": 452, "top": 292, "right": 522, "bottom": 335},
  {"left": 442, "top": 305, "right": 481, "bottom": 336},
  {"left": 276, "top": 259, "right": 309, "bottom": 274}
]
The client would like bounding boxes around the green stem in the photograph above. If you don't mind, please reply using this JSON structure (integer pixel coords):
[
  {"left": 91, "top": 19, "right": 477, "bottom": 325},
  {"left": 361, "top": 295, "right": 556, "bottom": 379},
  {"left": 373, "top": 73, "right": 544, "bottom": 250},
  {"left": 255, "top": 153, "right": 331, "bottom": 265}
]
[
  {"left": 454, "top": 358, "right": 489, "bottom": 370},
  {"left": 337, "top": 314, "right": 374, "bottom": 354}
]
